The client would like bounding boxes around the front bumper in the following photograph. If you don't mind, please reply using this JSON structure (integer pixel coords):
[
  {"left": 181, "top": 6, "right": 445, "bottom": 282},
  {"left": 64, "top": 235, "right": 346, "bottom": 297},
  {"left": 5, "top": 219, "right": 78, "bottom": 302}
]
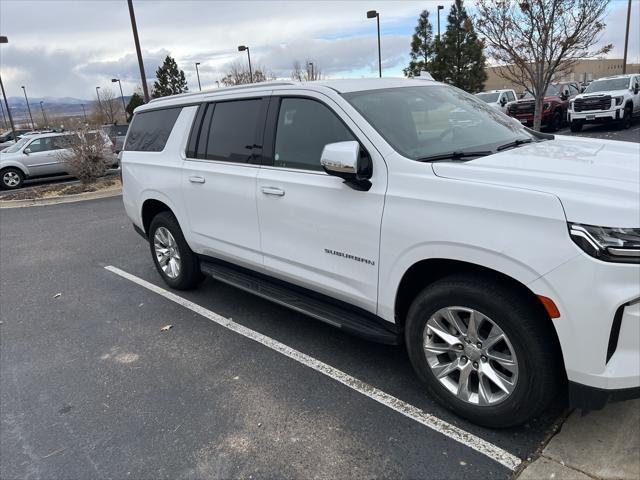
[
  {"left": 528, "top": 253, "right": 640, "bottom": 395},
  {"left": 569, "top": 106, "right": 625, "bottom": 123},
  {"left": 569, "top": 382, "right": 640, "bottom": 411},
  {"left": 510, "top": 110, "right": 554, "bottom": 126}
]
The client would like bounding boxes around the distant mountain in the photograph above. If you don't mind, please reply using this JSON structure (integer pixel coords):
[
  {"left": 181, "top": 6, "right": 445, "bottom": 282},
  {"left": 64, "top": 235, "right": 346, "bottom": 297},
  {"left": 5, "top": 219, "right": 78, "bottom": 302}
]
[{"left": 2, "top": 96, "right": 131, "bottom": 127}]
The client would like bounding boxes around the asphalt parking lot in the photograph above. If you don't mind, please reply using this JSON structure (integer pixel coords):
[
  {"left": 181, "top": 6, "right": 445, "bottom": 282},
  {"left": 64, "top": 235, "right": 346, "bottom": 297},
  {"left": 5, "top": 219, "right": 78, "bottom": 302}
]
[{"left": 0, "top": 124, "right": 638, "bottom": 479}]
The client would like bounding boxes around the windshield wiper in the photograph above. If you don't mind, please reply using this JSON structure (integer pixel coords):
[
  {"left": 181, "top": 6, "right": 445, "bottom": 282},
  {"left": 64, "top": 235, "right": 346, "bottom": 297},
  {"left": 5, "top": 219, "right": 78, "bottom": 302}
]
[
  {"left": 417, "top": 150, "right": 493, "bottom": 162},
  {"left": 496, "top": 138, "right": 534, "bottom": 151}
]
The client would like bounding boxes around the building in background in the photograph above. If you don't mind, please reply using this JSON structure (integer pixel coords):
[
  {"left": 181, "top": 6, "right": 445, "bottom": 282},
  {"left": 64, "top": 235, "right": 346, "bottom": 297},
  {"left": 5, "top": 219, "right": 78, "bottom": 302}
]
[{"left": 484, "top": 58, "right": 640, "bottom": 94}]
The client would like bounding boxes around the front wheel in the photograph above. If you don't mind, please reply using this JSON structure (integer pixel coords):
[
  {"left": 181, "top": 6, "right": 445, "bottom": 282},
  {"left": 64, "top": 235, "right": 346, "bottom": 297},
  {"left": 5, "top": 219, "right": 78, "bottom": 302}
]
[
  {"left": 549, "top": 110, "right": 563, "bottom": 132},
  {"left": 405, "top": 275, "right": 561, "bottom": 428},
  {"left": 0, "top": 167, "right": 25, "bottom": 190},
  {"left": 619, "top": 105, "right": 633, "bottom": 129},
  {"left": 148, "top": 211, "right": 204, "bottom": 290},
  {"left": 570, "top": 120, "right": 583, "bottom": 132}
]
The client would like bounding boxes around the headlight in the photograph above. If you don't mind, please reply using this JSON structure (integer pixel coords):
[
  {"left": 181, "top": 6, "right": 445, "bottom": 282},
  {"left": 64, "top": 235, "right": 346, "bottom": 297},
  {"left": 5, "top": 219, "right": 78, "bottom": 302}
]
[
  {"left": 614, "top": 96, "right": 624, "bottom": 106},
  {"left": 569, "top": 101, "right": 574, "bottom": 111},
  {"left": 569, "top": 223, "right": 640, "bottom": 263}
]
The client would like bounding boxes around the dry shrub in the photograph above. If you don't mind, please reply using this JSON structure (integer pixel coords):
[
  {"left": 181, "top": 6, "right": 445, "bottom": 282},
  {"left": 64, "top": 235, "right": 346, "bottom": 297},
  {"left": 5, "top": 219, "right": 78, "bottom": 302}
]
[{"left": 57, "top": 126, "right": 113, "bottom": 185}]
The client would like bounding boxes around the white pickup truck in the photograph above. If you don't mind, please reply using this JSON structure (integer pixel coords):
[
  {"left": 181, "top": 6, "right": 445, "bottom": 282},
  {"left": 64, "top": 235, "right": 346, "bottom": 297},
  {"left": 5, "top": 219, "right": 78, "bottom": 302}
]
[{"left": 568, "top": 74, "right": 640, "bottom": 131}]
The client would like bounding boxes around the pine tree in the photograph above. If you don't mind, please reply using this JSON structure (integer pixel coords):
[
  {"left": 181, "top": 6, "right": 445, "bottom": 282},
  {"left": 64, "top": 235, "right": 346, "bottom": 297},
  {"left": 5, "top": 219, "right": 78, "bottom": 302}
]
[
  {"left": 403, "top": 10, "right": 435, "bottom": 78},
  {"left": 151, "top": 55, "right": 189, "bottom": 98},
  {"left": 431, "top": 0, "right": 487, "bottom": 93},
  {"left": 125, "top": 91, "right": 145, "bottom": 122}
]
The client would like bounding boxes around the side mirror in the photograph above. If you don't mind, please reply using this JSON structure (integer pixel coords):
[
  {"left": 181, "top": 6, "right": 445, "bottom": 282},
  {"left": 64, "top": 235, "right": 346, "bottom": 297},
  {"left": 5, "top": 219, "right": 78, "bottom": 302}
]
[
  {"left": 580, "top": 86, "right": 586, "bottom": 93},
  {"left": 23, "top": 147, "right": 31, "bottom": 155},
  {"left": 634, "top": 85, "right": 639, "bottom": 95},
  {"left": 500, "top": 97, "right": 507, "bottom": 106},
  {"left": 320, "top": 141, "right": 372, "bottom": 190}
]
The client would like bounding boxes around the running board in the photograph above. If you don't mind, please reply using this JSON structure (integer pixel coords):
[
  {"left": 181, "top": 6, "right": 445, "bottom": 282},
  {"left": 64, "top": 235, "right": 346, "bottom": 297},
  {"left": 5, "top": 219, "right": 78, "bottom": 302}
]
[{"left": 200, "top": 261, "right": 399, "bottom": 345}]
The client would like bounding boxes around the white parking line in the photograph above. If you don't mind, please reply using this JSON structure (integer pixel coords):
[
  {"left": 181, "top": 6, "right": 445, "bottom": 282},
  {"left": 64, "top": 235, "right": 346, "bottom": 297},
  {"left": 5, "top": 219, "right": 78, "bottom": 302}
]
[{"left": 105, "top": 265, "right": 521, "bottom": 471}]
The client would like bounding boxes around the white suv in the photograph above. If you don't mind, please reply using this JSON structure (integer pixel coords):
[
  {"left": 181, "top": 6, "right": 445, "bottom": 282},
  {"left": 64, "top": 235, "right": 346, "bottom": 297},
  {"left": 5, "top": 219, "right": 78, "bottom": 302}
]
[
  {"left": 475, "top": 89, "right": 517, "bottom": 113},
  {"left": 568, "top": 74, "right": 640, "bottom": 131},
  {"left": 122, "top": 78, "right": 640, "bottom": 428}
]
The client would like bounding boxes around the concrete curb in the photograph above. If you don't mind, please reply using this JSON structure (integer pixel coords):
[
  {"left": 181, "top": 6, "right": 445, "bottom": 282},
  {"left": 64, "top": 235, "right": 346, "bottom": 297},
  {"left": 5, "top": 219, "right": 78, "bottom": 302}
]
[
  {"left": 516, "top": 399, "right": 640, "bottom": 479},
  {"left": 0, "top": 187, "right": 122, "bottom": 209}
]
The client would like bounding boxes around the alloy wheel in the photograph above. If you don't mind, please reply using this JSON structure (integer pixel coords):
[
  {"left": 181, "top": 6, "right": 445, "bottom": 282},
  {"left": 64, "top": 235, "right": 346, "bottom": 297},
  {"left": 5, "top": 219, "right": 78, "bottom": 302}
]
[
  {"left": 3, "top": 171, "right": 21, "bottom": 188},
  {"left": 423, "top": 306, "right": 519, "bottom": 406},
  {"left": 153, "top": 227, "right": 182, "bottom": 279}
]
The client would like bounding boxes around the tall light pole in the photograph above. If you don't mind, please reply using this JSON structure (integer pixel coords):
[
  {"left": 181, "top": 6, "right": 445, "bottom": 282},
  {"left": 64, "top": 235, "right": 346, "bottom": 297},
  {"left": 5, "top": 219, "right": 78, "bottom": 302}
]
[
  {"left": 237, "top": 45, "right": 252, "bottom": 83},
  {"left": 95, "top": 86, "right": 103, "bottom": 117},
  {"left": 622, "top": 0, "right": 632, "bottom": 74},
  {"left": 195, "top": 62, "right": 202, "bottom": 91},
  {"left": 127, "top": 0, "right": 150, "bottom": 102},
  {"left": 437, "top": 5, "right": 444, "bottom": 40},
  {"left": 39, "top": 100, "right": 48, "bottom": 128},
  {"left": 0, "top": 101, "right": 7, "bottom": 129},
  {"left": 21, "top": 86, "right": 34, "bottom": 129},
  {"left": 81, "top": 103, "right": 88, "bottom": 123},
  {"left": 111, "top": 78, "right": 127, "bottom": 123},
  {"left": 309, "top": 62, "right": 314, "bottom": 81},
  {"left": 0, "top": 36, "right": 17, "bottom": 139},
  {"left": 215, "top": 80, "right": 220, "bottom": 88},
  {"left": 366, "top": 10, "right": 382, "bottom": 78}
]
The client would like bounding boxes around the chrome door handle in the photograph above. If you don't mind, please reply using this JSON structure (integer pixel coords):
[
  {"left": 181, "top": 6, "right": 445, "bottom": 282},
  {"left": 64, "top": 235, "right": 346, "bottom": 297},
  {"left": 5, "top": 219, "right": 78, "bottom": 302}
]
[
  {"left": 261, "top": 186, "right": 285, "bottom": 196},
  {"left": 189, "top": 175, "right": 205, "bottom": 184}
]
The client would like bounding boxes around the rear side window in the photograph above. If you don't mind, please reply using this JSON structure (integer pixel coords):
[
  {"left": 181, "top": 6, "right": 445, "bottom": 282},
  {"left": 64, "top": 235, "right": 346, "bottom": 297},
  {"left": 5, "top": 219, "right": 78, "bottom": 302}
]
[
  {"left": 194, "top": 99, "right": 262, "bottom": 163},
  {"left": 273, "top": 98, "right": 355, "bottom": 171},
  {"left": 125, "top": 107, "right": 181, "bottom": 152}
]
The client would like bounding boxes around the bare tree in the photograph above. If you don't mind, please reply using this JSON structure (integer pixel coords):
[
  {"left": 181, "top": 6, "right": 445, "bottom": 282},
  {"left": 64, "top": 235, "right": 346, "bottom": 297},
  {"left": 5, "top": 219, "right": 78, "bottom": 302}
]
[
  {"left": 57, "top": 126, "right": 112, "bottom": 185},
  {"left": 475, "top": 0, "right": 611, "bottom": 131},
  {"left": 291, "top": 59, "right": 322, "bottom": 81},
  {"left": 91, "top": 87, "right": 124, "bottom": 125},
  {"left": 220, "top": 61, "right": 270, "bottom": 86}
]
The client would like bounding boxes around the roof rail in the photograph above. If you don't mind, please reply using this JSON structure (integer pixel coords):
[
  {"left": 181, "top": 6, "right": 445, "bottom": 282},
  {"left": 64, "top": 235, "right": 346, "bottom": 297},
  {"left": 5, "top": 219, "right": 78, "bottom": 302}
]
[{"left": 148, "top": 81, "right": 296, "bottom": 103}]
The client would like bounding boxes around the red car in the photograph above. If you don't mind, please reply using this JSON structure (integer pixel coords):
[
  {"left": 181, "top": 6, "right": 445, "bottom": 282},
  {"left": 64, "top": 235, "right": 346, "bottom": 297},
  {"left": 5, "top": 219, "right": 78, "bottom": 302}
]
[{"left": 507, "top": 82, "right": 580, "bottom": 131}]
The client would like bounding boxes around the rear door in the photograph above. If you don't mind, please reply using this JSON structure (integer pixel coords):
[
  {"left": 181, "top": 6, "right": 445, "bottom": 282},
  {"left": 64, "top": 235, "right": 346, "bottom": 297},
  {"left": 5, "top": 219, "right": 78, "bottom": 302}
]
[
  {"left": 256, "top": 93, "right": 387, "bottom": 312},
  {"left": 182, "top": 96, "right": 269, "bottom": 268}
]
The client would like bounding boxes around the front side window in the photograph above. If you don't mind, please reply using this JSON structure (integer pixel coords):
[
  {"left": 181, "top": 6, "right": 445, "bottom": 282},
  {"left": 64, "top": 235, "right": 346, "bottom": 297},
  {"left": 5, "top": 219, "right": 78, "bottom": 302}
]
[
  {"left": 27, "top": 137, "right": 55, "bottom": 153},
  {"left": 345, "top": 85, "right": 532, "bottom": 161},
  {"left": 273, "top": 98, "right": 355, "bottom": 171},
  {"left": 125, "top": 107, "right": 182, "bottom": 152},
  {"left": 505, "top": 91, "right": 516, "bottom": 102},
  {"left": 200, "top": 99, "right": 262, "bottom": 163},
  {"left": 476, "top": 92, "right": 500, "bottom": 103}
]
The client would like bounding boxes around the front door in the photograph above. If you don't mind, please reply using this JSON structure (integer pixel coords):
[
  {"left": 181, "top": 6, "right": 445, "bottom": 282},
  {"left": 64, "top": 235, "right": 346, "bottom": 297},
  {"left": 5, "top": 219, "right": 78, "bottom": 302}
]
[
  {"left": 256, "top": 93, "right": 387, "bottom": 313},
  {"left": 23, "top": 136, "right": 64, "bottom": 176}
]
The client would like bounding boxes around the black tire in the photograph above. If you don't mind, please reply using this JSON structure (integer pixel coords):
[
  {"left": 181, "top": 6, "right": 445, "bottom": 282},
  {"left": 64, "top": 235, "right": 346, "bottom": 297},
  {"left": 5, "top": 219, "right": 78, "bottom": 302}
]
[
  {"left": 0, "top": 167, "right": 25, "bottom": 190},
  {"left": 405, "top": 274, "right": 561, "bottom": 428},
  {"left": 549, "top": 110, "right": 562, "bottom": 132},
  {"left": 620, "top": 105, "right": 633, "bottom": 129},
  {"left": 148, "top": 211, "right": 204, "bottom": 290},
  {"left": 570, "top": 120, "right": 583, "bottom": 132}
]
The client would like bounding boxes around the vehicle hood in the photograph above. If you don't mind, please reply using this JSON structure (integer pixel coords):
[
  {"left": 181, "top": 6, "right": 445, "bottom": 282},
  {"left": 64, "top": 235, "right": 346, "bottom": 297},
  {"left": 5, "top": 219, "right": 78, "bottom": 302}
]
[
  {"left": 516, "top": 95, "right": 560, "bottom": 104},
  {"left": 432, "top": 135, "right": 640, "bottom": 227},
  {"left": 575, "top": 89, "right": 628, "bottom": 100}
]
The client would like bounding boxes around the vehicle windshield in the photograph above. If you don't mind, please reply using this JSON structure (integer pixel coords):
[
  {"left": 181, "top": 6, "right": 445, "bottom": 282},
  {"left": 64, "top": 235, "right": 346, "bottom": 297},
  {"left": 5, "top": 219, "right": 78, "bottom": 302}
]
[
  {"left": 344, "top": 85, "right": 533, "bottom": 161},
  {"left": 585, "top": 78, "right": 630, "bottom": 93},
  {"left": 476, "top": 92, "right": 500, "bottom": 103},
  {"left": 522, "top": 84, "right": 561, "bottom": 99},
  {"left": 2, "top": 136, "right": 30, "bottom": 153}
]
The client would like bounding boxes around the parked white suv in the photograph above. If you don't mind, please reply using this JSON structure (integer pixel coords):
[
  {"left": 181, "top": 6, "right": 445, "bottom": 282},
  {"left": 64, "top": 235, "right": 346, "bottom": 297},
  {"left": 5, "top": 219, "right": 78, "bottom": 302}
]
[
  {"left": 475, "top": 89, "right": 517, "bottom": 112},
  {"left": 122, "top": 78, "right": 640, "bottom": 428},
  {"left": 568, "top": 74, "right": 640, "bottom": 131}
]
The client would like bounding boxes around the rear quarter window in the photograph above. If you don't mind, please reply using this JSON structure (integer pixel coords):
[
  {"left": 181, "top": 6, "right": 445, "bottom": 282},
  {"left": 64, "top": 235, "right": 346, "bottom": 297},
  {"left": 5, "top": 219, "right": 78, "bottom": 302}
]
[{"left": 125, "top": 107, "right": 182, "bottom": 152}]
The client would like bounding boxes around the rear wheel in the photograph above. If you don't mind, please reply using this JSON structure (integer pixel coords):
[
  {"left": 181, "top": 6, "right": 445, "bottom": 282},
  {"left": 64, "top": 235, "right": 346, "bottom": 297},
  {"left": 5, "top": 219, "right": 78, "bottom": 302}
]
[
  {"left": 148, "top": 211, "right": 204, "bottom": 290},
  {"left": 405, "top": 274, "right": 561, "bottom": 428},
  {"left": 0, "top": 167, "right": 24, "bottom": 190},
  {"left": 570, "top": 120, "right": 583, "bottom": 132}
]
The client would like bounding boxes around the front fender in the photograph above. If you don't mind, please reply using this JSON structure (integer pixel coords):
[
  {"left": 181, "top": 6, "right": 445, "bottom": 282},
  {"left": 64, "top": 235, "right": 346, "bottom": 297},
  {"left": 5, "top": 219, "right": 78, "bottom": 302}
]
[{"left": 0, "top": 159, "right": 29, "bottom": 176}]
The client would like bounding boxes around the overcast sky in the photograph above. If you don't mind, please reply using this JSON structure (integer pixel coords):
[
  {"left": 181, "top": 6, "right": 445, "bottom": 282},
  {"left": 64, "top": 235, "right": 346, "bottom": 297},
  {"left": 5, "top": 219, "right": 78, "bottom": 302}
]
[{"left": 0, "top": 0, "right": 638, "bottom": 99}]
